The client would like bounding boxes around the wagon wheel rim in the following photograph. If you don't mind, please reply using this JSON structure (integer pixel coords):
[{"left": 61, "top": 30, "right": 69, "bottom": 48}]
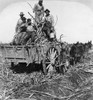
[{"left": 45, "top": 47, "right": 59, "bottom": 66}]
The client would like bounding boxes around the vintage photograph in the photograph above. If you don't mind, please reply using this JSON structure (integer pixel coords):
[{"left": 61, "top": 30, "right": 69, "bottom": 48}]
[{"left": 0, "top": 0, "right": 93, "bottom": 100}]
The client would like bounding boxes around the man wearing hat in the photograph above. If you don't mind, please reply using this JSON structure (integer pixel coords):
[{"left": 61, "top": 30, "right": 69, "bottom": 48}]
[
  {"left": 23, "top": 18, "right": 36, "bottom": 43},
  {"left": 15, "top": 12, "right": 26, "bottom": 33},
  {"left": 33, "top": 0, "right": 44, "bottom": 25},
  {"left": 13, "top": 12, "right": 27, "bottom": 45},
  {"left": 44, "top": 9, "right": 54, "bottom": 27},
  {"left": 42, "top": 9, "right": 56, "bottom": 41}
]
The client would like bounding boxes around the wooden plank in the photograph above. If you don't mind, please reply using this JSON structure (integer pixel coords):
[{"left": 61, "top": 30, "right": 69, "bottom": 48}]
[
  {"left": 0, "top": 43, "right": 45, "bottom": 49},
  {"left": 5, "top": 57, "right": 26, "bottom": 60},
  {"left": 0, "top": 44, "right": 34, "bottom": 48}
]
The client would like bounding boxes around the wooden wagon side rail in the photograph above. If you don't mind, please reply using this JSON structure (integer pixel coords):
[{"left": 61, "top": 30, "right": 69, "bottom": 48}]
[
  {"left": 0, "top": 44, "right": 46, "bottom": 63},
  {"left": 5, "top": 57, "right": 26, "bottom": 60},
  {"left": 0, "top": 41, "right": 61, "bottom": 48},
  {"left": 0, "top": 41, "right": 61, "bottom": 64},
  {"left": 4, "top": 57, "right": 27, "bottom": 63},
  {"left": 0, "top": 45, "right": 33, "bottom": 48},
  {"left": 0, "top": 45, "right": 28, "bottom": 63}
]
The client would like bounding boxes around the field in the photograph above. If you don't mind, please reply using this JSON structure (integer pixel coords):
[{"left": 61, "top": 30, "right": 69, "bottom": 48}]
[{"left": 0, "top": 47, "right": 93, "bottom": 100}]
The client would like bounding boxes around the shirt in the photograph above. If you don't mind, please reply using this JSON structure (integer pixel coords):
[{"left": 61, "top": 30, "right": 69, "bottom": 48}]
[
  {"left": 27, "top": 25, "right": 35, "bottom": 32},
  {"left": 44, "top": 14, "right": 54, "bottom": 26},
  {"left": 16, "top": 18, "right": 24, "bottom": 33},
  {"left": 33, "top": 3, "right": 44, "bottom": 15}
]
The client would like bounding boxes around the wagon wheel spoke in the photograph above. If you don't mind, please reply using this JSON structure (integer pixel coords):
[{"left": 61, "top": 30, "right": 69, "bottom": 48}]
[
  {"left": 45, "top": 62, "right": 51, "bottom": 64},
  {"left": 43, "top": 47, "right": 59, "bottom": 74},
  {"left": 46, "top": 47, "right": 59, "bottom": 65}
]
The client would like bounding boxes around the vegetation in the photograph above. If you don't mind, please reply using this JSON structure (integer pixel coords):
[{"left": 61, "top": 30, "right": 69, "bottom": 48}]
[{"left": 0, "top": 46, "right": 93, "bottom": 100}]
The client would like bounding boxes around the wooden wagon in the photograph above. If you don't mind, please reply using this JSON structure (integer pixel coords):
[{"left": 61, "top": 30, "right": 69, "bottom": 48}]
[{"left": 0, "top": 40, "right": 62, "bottom": 74}]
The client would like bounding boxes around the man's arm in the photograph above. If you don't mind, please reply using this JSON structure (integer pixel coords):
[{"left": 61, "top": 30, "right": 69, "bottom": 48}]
[
  {"left": 41, "top": 5, "right": 44, "bottom": 11},
  {"left": 51, "top": 15, "right": 54, "bottom": 26},
  {"left": 15, "top": 19, "right": 20, "bottom": 33}
]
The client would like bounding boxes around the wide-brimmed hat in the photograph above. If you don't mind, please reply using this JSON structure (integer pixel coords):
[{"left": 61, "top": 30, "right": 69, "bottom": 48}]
[
  {"left": 44, "top": 9, "right": 50, "bottom": 13},
  {"left": 20, "top": 12, "right": 24, "bottom": 16}
]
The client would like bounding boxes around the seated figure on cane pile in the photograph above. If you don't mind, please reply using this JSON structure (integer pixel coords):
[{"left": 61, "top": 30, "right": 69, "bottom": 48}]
[
  {"left": 22, "top": 18, "right": 37, "bottom": 44},
  {"left": 15, "top": 12, "right": 27, "bottom": 33},
  {"left": 12, "top": 13, "right": 27, "bottom": 45},
  {"left": 16, "top": 16, "right": 27, "bottom": 45},
  {"left": 42, "top": 9, "right": 56, "bottom": 41},
  {"left": 33, "top": 0, "right": 44, "bottom": 26}
]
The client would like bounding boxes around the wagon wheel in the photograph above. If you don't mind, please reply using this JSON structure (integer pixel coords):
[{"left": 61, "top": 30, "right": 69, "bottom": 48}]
[{"left": 43, "top": 47, "right": 59, "bottom": 74}]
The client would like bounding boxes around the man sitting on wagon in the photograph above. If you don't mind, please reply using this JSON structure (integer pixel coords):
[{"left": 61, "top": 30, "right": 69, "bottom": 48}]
[
  {"left": 22, "top": 18, "right": 37, "bottom": 44},
  {"left": 13, "top": 14, "right": 27, "bottom": 45},
  {"left": 15, "top": 12, "right": 27, "bottom": 33},
  {"left": 17, "top": 16, "right": 27, "bottom": 44},
  {"left": 42, "top": 9, "right": 56, "bottom": 41}
]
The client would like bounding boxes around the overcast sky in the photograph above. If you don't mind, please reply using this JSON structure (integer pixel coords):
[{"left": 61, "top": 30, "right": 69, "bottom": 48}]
[
  {"left": 0, "top": 0, "right": 93, "bottom": 12},
  {"left": 0, "top": 0, "right": 93, "bottom": 43}
]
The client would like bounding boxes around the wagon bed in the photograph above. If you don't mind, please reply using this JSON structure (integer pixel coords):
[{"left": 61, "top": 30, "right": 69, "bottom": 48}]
[
  {"left": 0, "top": 41, "right": 61, "bottom": 74},
  {"left": 0, "top": 41, "right": 61, "bottom": 63},
  {"left": 0, "top": 45, "right": 29, "bottom": 63}
]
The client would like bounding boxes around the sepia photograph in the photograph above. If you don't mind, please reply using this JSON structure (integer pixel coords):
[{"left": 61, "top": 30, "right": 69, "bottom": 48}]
[{"left": 0, "top": 0, "right": 93, "bottom": 100}]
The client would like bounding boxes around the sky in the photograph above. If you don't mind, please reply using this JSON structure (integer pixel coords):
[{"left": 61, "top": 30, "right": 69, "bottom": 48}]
[{"left": 0, "top": 0, "right": 93, "bottom": 43}]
